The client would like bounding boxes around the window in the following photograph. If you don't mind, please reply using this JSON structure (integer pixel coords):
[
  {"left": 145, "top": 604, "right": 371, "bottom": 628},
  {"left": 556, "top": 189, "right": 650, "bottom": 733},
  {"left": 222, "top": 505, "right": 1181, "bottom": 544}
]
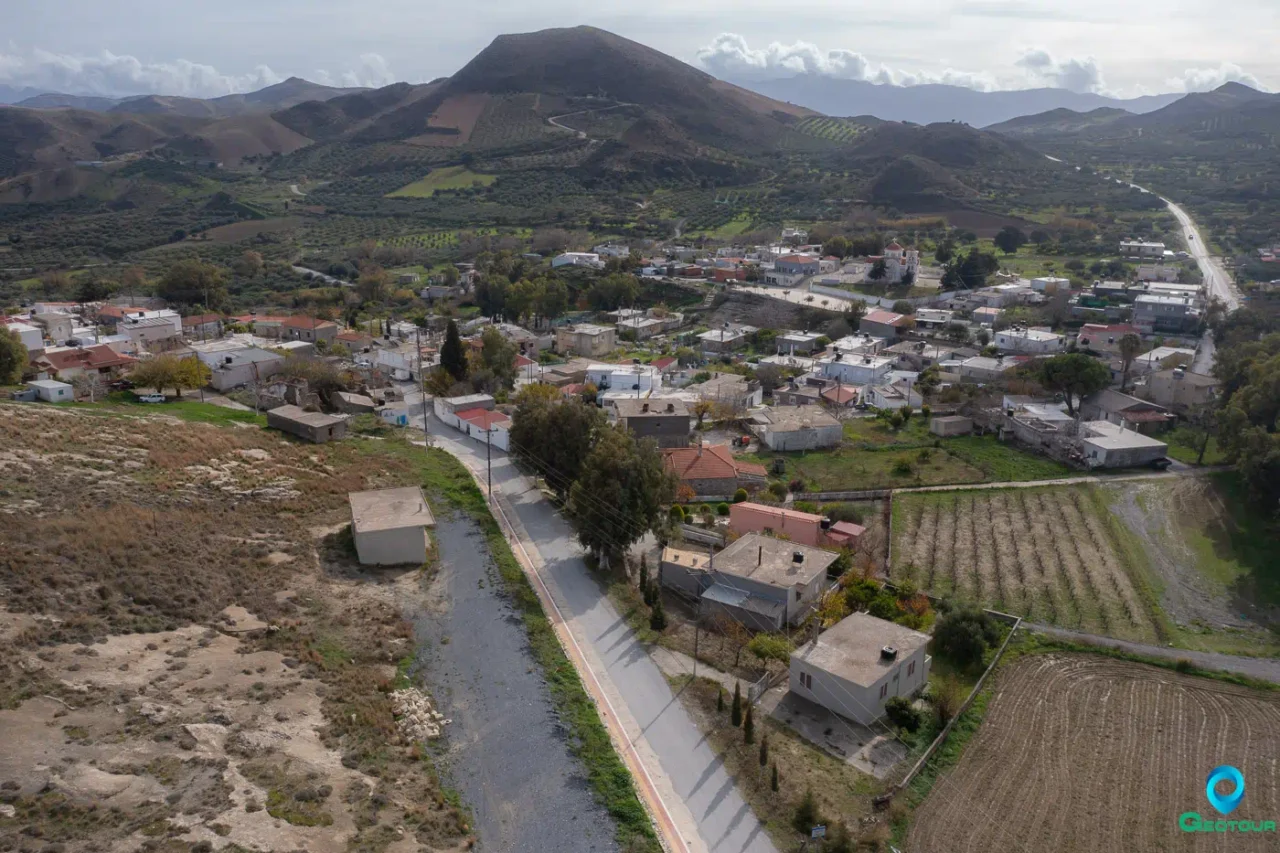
[
  {"left": 795, "top": 588, "right": 802, "bottom": 602},
  {"left": 800, "top": 671, "right": 812, "bottom": 690},
  {"left": 908, "top": 661, "right": 915, "bottom": 677},
  {"left": 878, "top": 683, "right": 888, "bottom": 699}
]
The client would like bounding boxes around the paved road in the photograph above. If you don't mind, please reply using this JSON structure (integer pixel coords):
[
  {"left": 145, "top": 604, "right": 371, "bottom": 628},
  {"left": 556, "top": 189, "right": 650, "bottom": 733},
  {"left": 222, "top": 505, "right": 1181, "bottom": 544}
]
[
  {"left": 429, "top": 419, "right": 777, "bottom": 853},
  {"left": 1161, "top": 194, "right": 1242, "bottom": 374},
  {"left": 1021, "top": 623, "right": 1280, "bottom": 684}
]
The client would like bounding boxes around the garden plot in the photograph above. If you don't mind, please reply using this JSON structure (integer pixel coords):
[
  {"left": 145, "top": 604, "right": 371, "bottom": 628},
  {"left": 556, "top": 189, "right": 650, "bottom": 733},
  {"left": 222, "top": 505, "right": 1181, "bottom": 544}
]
[{"left": 892, "top": 486, "right": 1161, "bottom": 642}]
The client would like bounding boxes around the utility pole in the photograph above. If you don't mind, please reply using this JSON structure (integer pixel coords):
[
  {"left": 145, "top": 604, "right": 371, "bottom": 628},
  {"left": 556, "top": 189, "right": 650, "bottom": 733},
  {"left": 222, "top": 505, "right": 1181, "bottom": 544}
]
[
  {"left": 416, "top": 325, "right": 430, "bottom": 446},
  {"left": 486, "top": 423, "right": 492, "bottom": 498}
]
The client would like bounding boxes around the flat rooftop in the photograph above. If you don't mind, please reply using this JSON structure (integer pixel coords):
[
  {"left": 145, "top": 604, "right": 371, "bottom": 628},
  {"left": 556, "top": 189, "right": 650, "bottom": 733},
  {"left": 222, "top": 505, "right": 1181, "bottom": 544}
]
[
  {"left": 793, "top": 612, "right": 931, "bottom": 688},
  {"left": 1081, "top": 421, "right": 1168, "bottom": 451},
  {"left": 269, "top": 404, "right": 346, "bottom": 428},
  {"left": 614, "top": 398, "right": 689, "bottom": 418},
  {"left": 713, "top": 532, "right": 837, "bottom": 590},
  {"left": 349, "top": 486, "right": 435, "bottom": 534}
]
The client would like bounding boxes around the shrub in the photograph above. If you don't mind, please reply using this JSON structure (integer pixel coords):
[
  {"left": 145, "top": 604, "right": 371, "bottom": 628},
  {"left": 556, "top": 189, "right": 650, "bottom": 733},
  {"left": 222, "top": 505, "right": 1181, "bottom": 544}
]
[
  {"left": 649, "top": 596, "right": 667, "bottom": 631},
  {"left": 920, "top": 404, "right": 932, "bottom": 420},
  {"left": 731, "top": 682, "right": 743, "bottom": 727},
  {"left": 916, "top": 448, "right": 933, "bottom": 463},
  {"left": 793, "top": 500, "right": 819, "bottom": 514},
  {"left": 793, "top": 788, "right": 822, "bottom": 835},
  {"left": 844, "top": 579, "right": 881, "bottom": 610},
  {"left": 747, "top": 633, "right": 794, "bottom": 666},
  {"left": 788, "top": 478, "right": 806, "bottom": 494},
  {"left": 768, "top": 481, "right": 788, "bottom": 499},
  {"left": 733, "top": 488, "right": 748, "bottom": 503},
  {"left": 868, "top": 593, "right": 899, "bottom": 620},
  {"left": 885, "top": 696, "right": 922, "bottom": 733},
  {"left": 668, "top": 504, "right": 686, "bottom": 523},
  {"left": 743, "top": 702, "right": 755, "bottom": 744},
  {"left": 933, "top": 606, "right": 1001, "bottom": 669},
  {"left": 716, "top": 502, "right": 731, "bottom": 517},
  {"left": 931, "top": 675, "right": 968, "bottom": 725},
  {"left": 823, "top": 503, "right": 863, "bottom": 524},
  {"left": 892, "top": 457, "right": 914, "bottom": 475}
]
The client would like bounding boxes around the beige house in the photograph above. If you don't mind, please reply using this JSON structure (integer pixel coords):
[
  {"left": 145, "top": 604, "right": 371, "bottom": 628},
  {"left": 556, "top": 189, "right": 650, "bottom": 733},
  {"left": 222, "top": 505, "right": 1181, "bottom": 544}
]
[
  {"left": 555, "top": 324, "right": 616, "bottom": 357},
  {"left": 349, "top": 487, "right": 435, "bottom": 566},
  {"left": 1138, "top": 369, "right": 1217, "bottom": 413}
]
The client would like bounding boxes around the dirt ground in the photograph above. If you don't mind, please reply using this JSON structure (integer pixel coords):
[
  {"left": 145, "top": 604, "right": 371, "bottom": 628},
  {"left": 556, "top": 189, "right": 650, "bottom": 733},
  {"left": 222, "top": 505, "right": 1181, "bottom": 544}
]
[
  {"left": 1108, "top": 478, "right": 1278, "bottom": 641},
  {"left": 0, "top": 403, "right": 472, "bottom": 852},
  {"left": 907, "top": 653, "right": 1280, "bottom": 853}
]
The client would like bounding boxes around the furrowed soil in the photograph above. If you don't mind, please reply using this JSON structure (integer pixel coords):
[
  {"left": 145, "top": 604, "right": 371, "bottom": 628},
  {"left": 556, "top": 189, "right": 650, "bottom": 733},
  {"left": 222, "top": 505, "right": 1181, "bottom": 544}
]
[
  {"left": 891, "top": 485, "right": 1163, "bottom": 643},
  {"left": 906, "top": 653, "right": 1280, "bottom": 853}
]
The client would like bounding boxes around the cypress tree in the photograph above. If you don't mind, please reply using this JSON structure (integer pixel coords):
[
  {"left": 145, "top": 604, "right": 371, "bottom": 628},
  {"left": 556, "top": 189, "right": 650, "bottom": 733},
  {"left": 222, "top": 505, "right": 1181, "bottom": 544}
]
[
  {"left": 771, "top": 763, "right": 779, "bottom": 792},
  {"left": 744, "top": 702, "right": 755, "bottom": 744},
  {"left": 717, "top": 688, "right": 725, "bottom": 713},
  {"left": 759, "top": 732, "right": 768, "bottom": 767},
  {"left": 649, "top": 595, "right": 667, "bottom": 631},
  {"left": 440, "top": 319, "right": 467, "bottom": 381},
  {"left": 731, "top": 683, "right": 742, "bottom": 727},
  {"left": 638, "top": 554, "right": 649, "bottom": 593}
]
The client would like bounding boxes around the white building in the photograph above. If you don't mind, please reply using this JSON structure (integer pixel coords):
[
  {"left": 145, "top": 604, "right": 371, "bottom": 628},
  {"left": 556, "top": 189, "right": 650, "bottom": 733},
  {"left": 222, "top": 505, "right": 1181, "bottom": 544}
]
[
  {"left": 206, "top": 347, "right": 286, "bottom": 391},
  {"left": 1136, "top": 265, "right": 1180, "bottom": 283},
  {"left": 1030, "top": 276, "right": 1071, "bottom": 293},
  {"left": 866, "top": 380, "right": 922, "bottom": 410},
  {"left": 994, "top": 328, "right": 1065, "bottom": 355},
  {"left": 349, "top": 487, "right": 435, "bottom": 566},
  {"left": 1079, "top": 421, "right": 1168, "bottom": 469},
  {"left": 750, "top": 406, "right": 842, "bottom": 451},
  {"left": 777, "top": 330, "right": 824, "bottom": 355},
  {"left": 5, "top": 321, "right": 44, "bottom": 351},
  {"left": 823, "top": 354, "right": 894, "bottom": 386},
  {"left": 880, "top": 241, "right": 920, "bottom": 283},
  {"left": 552, "top": 252, "right": 604, "bottom": 269},
  {"left": 789, "top": 612, "right": 932, "bottom": 725},
  {"left": 1120, "top": 240, "right": 1166, "bottom": 258},
  {"left": 27, "top": 379, "right": 73, "bottom": 402},
  {"left": 593, "top": 243, "right": 631, "bottom": 258}
]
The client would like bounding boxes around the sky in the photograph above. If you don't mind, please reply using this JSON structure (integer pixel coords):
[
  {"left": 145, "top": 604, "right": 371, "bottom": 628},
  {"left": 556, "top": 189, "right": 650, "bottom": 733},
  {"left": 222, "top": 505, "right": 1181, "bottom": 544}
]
[{"left": 2, "top": 0, "right": 1275, "bottom": 99}]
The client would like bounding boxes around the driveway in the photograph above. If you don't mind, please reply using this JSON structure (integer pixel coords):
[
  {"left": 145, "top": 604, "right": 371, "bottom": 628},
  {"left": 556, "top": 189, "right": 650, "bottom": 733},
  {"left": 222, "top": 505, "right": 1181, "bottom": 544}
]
[{"left": 429, "top": 418, "right": 778, "bottom": 853}]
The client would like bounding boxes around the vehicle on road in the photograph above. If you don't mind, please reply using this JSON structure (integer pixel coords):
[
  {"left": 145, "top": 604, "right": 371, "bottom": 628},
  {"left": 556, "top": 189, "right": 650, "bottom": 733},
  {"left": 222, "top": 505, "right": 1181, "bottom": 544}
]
[{"left": 136, "top": 393, "right": 166, "bottom": 403}]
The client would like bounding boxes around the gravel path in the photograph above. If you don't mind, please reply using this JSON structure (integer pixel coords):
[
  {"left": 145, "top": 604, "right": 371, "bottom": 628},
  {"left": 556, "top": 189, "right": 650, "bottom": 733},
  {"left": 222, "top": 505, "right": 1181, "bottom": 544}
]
[{"left": 1020, "top": 623, "right": 1280, "bottom": 684}]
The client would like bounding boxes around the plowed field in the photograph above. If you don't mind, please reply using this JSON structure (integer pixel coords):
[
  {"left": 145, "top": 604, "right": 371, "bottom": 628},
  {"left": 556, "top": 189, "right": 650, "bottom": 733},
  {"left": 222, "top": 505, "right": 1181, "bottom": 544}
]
[
  {"left": 907, "top": 654, "right": 1280, "bottom": 853},
  {"left": 892, "top": 486, "right": 1161, "bottom": 642}
]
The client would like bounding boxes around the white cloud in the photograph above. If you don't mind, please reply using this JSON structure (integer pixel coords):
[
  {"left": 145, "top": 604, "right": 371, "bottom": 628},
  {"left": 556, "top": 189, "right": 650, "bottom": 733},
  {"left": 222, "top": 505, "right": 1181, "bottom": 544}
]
[
  {"left": 1014, "top": 48, "right": 1108, "bottom": 94},
  {"left": 1167, "top": 62, "right": 1266, "bottom": 92},
  {"left": 695, "top": 32, "right": 996, "bottom": 90},
  {"left": 0, "top": 47, "right": 398, "bottom": 98}
]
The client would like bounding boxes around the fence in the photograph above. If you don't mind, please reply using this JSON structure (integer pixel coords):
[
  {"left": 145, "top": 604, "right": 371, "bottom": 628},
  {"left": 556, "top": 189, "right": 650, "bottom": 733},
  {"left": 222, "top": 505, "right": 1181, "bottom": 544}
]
[
  {"left": 747, "top": 668, "right": 788, "bottom": 704},
  {"left": 794, "top": 489, "right": 892, "bottom": 501},
  {"left": 679, "top": 524, "right": 726, "bottom": 547},
  {"left": 808, "top": 283, "right": 961, "bottom": 309},
  {"left": 887, "top": 612, "right": 1023, "bottom": 799}
]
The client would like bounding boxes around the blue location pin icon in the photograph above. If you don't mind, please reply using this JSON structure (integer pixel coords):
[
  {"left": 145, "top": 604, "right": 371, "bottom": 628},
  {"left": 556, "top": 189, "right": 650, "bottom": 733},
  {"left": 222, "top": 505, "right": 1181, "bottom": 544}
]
[{"left": 1206, "top": 765, "right": 1245, "bottom": 815}]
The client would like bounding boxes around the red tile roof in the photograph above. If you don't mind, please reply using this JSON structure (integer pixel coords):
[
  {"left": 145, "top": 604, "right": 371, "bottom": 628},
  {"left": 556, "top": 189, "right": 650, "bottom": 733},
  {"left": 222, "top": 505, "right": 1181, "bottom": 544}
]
[
  {"left": 97, "top": 305, "right": 145, "bottom": 321},
  {"left": 734, "top": 501, "right": 823, "bottom": 524},
  {"left": 514, "top": 354, "right": 537, "bottom": 369},
  {"left": 821, "top": 385, "right": 860, "bottom": 405},
  {"left": 885, "top": 241, "right": 905, "bottom": 251},
  {"left": 336, "top": 330, "right": 371, "bottom": 342},
  {"left": 650, "top": 357, "right": 677, "bottom": 371},
  {"left": 662, "top": 445, "right": 766, "bottom": 482},
  {"left": 35, "top": 345, "right": 136, "bottom": 373},
  {"left": 455, "top": 407, "right": 511, "bottom": 429},
  {"left": 863, "top": 309, "right": 909, "bottom": 326}
]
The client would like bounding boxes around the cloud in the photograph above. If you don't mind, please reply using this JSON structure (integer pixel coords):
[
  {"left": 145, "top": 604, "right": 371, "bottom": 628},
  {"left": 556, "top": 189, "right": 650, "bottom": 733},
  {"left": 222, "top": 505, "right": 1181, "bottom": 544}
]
[
  {"left": 0, "top": 47, "right": 398, "bottom": 98},
  {"left": 1167, "top": 62, "right": 1266, "bottom": 92},
  {"left": 1014, "top": 48, "right": 1107, "bottom": 94},
  {"left": 695, "top": 33, "right": 995, "bottom": 90}
]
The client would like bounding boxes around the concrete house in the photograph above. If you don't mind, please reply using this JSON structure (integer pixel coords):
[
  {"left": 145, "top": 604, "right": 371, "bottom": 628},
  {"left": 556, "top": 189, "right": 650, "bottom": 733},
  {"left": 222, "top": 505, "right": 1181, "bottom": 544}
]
[
  {"left": 614, "top": 398, "right": 691, "bottom": 448},
  {"left": 5, "top": 321, "right": 45, "bottom": 351},
  {"left": 728, "top": 502, "right": 836, "bottom": 548},
  {"left": 1080, "top": 389, "right": 1173, "bottom": 434},
  {"left": 1138, "top": 368, "right": 1217, "bottom": 412},
  {"left": 182, "top": 314, "right": 223, "bottom": 339},
  {"left": 205, "top": 347, "right": 285, "bottom": 392},
  {"left": 866, "top": 380, "right": 922, "bottom": 411},
  {"left": 267, "top": 405, "right": 348, "bottom": 443},
  {"left": 33, "top": 312, "right": 75, "bottom": 344},
  {"left": 789, "top": 612, "right": 932, "bottom": 725},
  {"left": 687, "top": 372, "right": 762, "bottom": 410},
  {"left": 281, "top": 316, "right": 339, "bottom": 345},
  {"left": 661, "top": 533, "right": 838, "bottom": 631},
  {"left": 823, "top": 353, "right": 894, "bottom": 386},
  {"left": 616, "top": 316, "right": 665, "bottom": 340},
  {"left": 662, "top": 444, "right": 766, "bottom": 496},
  {"left": 1133, "top": 294, "right": 1199, "bottom": 334},
  {"left": 555, "top": 324, "right": 616, "bottom": 357},
  {"left": 1120, "top": 240, "right": 1166, "bottom": 258},
  {"left": 349, "top": 487, "right": 435, "bottom": 566},
  {"left": 774, "top": 254, "right": 820, "bottom": 275},
  {"left": 1079, "top": 421, "right": 1168, "bottom": 468},
  {"left": 776, "top": 331, "right": 824, "bottom": 355},
  {"left": 27, "top": 379, "right": 73, "bottom": 402},
  {"left": 31, "top": 344, "right": 136, "bottom": 382},
  {"left": 1077, "top": 324, "right": 1142, "bottom": 356},
  {"left": 750, "top": 406, "right": 842, "bottom": 451},
  {"left": 859, "top": 310, "right": 912, "bottom": 340},
  {"left": 994, "top": 328, "right": 1065, "bottom": 355},
  {"left": 884, "top": 341, "right": 954, "bottom": 372},
  {"left": 698, "top": 328, "right": 747, "bottom": 353},
  {"left": 456, "top": 408, "right": 511, "bottom": 451}
]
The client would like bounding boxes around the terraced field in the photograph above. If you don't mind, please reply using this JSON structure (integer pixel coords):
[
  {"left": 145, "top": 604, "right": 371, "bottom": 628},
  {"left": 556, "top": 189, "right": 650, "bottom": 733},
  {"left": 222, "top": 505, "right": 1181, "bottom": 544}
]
[
  {"left": 891, "top": 486, "right": 1161, "bottom": 642},
  {"left": 908, "top": 654, "right": 1280, "bottom": 853},
  {"left": 793, "top": 116, "right": 870, "bottom": 144}
]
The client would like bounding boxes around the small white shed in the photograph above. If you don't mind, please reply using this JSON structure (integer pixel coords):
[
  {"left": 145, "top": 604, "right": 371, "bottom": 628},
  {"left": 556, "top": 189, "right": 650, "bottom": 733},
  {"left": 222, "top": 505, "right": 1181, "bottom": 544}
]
[
  {"left": 28, "top": 379, "right": 73, "bottom": 402},
  {"left": 349, "top": 487, "right": 435, "bottom": 566}
]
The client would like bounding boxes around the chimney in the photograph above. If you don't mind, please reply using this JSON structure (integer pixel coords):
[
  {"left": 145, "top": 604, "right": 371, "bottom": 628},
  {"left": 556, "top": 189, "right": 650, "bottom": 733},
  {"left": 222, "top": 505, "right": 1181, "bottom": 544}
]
[
  {"left": 792, "top": 550, "right": 804, "bottom": 564},
  {"left": 641, "top": 402, "right": 649, "bottom": 413}
]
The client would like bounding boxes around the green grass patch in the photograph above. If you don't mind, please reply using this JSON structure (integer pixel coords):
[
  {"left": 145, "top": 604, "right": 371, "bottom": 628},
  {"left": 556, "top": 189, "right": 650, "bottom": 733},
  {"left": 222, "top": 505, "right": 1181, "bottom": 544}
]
[
  {"left": 73, "top": 392, "right": 267, "bottom": 427},
  {"left": 353, "top": 437, "right": 660, "bottom": 852},
  {"left": 1165, "top": 428, "right": 1227, "bottom": 465},
  {"left": 943, "top": 435, "right": 1073, "bottom": 481},
  {"left": 387, "top": 166, "right": 496, "bottom": 198}
]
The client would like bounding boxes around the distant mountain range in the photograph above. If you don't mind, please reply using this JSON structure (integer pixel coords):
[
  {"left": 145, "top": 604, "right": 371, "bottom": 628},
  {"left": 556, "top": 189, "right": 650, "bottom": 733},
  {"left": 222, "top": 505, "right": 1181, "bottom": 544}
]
[
  {"left": 4, "top": 77, "right": 365, "bottom": 117},
  {"left": 722, "top": 75, "right": 1184, "bottom": 128}
]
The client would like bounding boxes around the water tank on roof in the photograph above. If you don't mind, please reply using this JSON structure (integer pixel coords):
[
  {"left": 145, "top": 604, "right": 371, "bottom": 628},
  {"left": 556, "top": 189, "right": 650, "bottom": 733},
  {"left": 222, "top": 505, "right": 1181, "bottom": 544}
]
[{"left": 881, "top": 646, "right": 898, "bottom": 660}]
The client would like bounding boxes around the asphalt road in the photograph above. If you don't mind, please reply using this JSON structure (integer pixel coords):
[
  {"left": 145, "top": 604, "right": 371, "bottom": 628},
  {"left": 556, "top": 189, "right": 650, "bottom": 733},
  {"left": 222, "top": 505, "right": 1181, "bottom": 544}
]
[
  {"left": 1161, "top": 195, "right": 1241, "bottom": 374},
  {"left": 427, "top": 417, "right": 778, "bottom": 853}
]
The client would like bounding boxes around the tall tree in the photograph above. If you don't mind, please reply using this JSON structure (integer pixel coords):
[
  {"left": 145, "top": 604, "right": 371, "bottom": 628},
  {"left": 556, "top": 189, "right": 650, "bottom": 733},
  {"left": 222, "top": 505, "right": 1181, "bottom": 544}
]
[
  {"left": 157, "top": 260, "right": 228, "bottom": 309},
  {"left": 867, "top": 259, "right": 888, "bottom": 281},
  {"left": 479, "top": 326, "right": 517, "bottom": 390},
  {"left": 568, "top": 427, "right": 675, "bottom": 566},
  {"left": 0, "top": 327, "right": 27, "bottom": 384},
  {"left": 440, "top": 320, "right": 467, "bottom": 382},
  {"left": 509, "top": 386, "right": 605, "bottom": 495},
  {"left": 357, "top": 264, "right": 390, "bottom": 303},
  {"left": 1118, "top": 333, "right": 1144, "bottom": 391},
  {"left": 994, "top": 225, "right": 1028, "bottom": 255},
  {"left": 1037, "top": 353, "right": 1111, "bottom": 415}
]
